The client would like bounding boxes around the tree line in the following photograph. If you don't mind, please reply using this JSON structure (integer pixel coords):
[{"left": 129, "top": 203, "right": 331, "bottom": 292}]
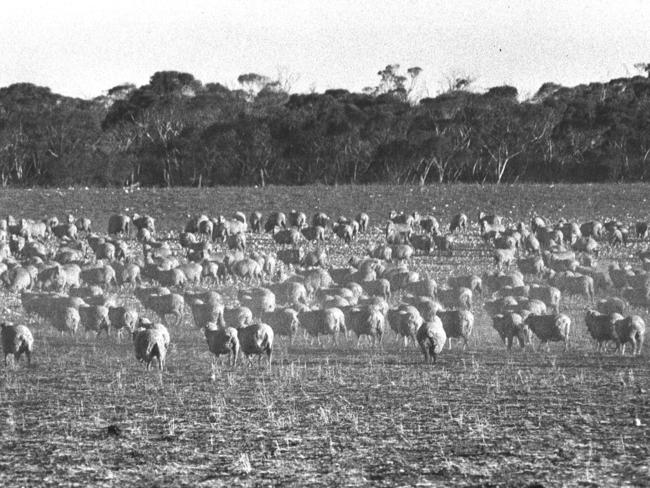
[{"left": 1, "top": 66, "right": 650, "bottom": 187}]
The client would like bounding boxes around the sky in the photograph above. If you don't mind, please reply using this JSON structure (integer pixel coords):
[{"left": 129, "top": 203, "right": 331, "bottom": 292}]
[{"left": 1, "top": 0, "right": 649, "bottom": 100}]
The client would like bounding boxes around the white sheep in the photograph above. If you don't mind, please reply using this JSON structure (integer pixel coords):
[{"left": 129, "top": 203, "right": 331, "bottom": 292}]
[
  {"left": 1, "top": 322, "right": 34, "bottom": 366},
  {"left": 204, "top": 323, "right": 239, "bottom": 366},
  {"left": 613, "top": 315, "right": 645, "bottom": 355},
  {"left": 238, "top": 323, "right": 274, "bottom": 368},
  {"left": 132, "top": 327, "right": 167, "bottom": 371},
  {"left": 523, "top": 313, "right": 571, "bottom": 351},
  {"left": 298, "top": 308, "right": 346, "bottom": 345},
  {"left": 387, "top": 305, "right": 423, "bottom": 347},
  {"left": 584, "top": 309, "right": 620, "bottom": 352},
  {"left": 417, "top": 317, "right": 447, "bottom": 364},
  {"left": 437, "top": 310, "right": 474, "bottom": 350}
]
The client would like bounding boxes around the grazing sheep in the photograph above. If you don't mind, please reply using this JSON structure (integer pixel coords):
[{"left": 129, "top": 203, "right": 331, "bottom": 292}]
[
  {"left": 403, "top": 278, "right": 437, "bottom": 299},
  {"left": 76, "top": 217, "right": 92, "bottom": 234},
  {"left": 272, "top": 228, "right": 303, "bottom": 247},
  {"left": 635, "top": 222, "right": 648, "bottom": 239},
  {"left": 391, "top": 244, "right": 414, "bottom": 262},
  {"left": 134, "top": 287, "right": 184, "bottom": 328},
  {"left": 483, "top": 271, "right": 525, "bottom": 292},
  {"left": 387, "top": 305, "right": 423, "bottom": 347},
  {"left": 419, "top": 216, "right": 440, "bottom": 235},
  {"left": 518, "top": 256, "right": 546, "bottom": 276},
  {"left": 385, "top": 268, "right": 420, "bottom": 292},
  {"left": 223, "top": 306, "right": 253, "bottom": 329},
  {"left": 238, "top": 323, "right": 274, "bottom": 368},
  {"left": 596, "top": 297, "right": 627, "bottom": 316},
  {"left": 522, "top": 233, "right": 541, "bottom": 254},
  {"left": 358, "top": 278, "right": 391, "bottom": 300},
  {"left": 580, "top": 221, "right": 603, "bottom": 240},
  {"left": 108, "top": 306, "right": 139, "bottom": 338},
  {"left": 288, "top": 210, "right": 307, "bottom": 228},
  {"left": 409, "top": 234, "right": 432, "bottom": 255},
  {"left": 238, "top": 287, "right": 276, "bottom": 319},
  {"left": 417, "top": 317, "right": 447, "bottom": 364},
  {"left": 344, "top": 306, "right": 385, "bottom": 347},
  {"left": 227, "top": 233, "right": 247, "bottom": 253},
  {"left": 491, "top": 313, "right": 529, "bottom": 350},
  {"left": 355, "top": 212, "right": 369, "bottom": 233},
  {"left": 385, "top": 221, "right": 412, "bottom": 245},
  {"left": 298, "top": 308, "right": 346, "bottom": 345},
  {"left": 80, "top": 265, "right": 117, "bottom": 289},
  {"left": 51, "top": 306, "right": 80, "bottom": 335},
  {"left": 437, "top": 310, "right": 474, "bottom": 350},
  {"left": 494, "top": 248, "right": 516, "bottom": 270},
  {"left": 312, "top": 212, "right": 331, "bottom": 229},
  {"left": 301, "top": 225, "right": 326, "bottom": 242},
  {"left": 1, "top": 322, "right": 34, "bottom": 366},
  {"left": 528, "top": 284, "right": 561, "bottom": 313},
  {"left": 112, "top": 262, "right": 142, "bottom": 288},
  {"left": 448, "top": 275, "right": 482, "bottom": 295},
  {"left": 613, "top": 315, "right": 646, "bottom": 355},
  {"left": 449, "top": 213, "right": 468, "bottom": 233},
  {"left": 132, "top": 327, "right": 167, "bottom": 371},
  {"left": 575, "top": 266, "right": 612, "bottom": 293},
  {"left": 333, "top": 222, "right": 355, "bottom": 244},
  {"left": 228, "top": 258, "right": 263, "bottom": 284},
  {"left": 573, "top": 236, "right": 600, "bottom": 255},
  {"left": 404, "top": 295, "right": 444, "bottom": 322},
  {"left": 277, "top": 247, "right": 305, "bottom": 266},
  {"left": 3, "top": 266, "right": 33, "bottom": 292},
  {"left": 250, "top": 211, "right": 263, "bottom": 233},
  {"left": 550, "top": 272, "right": 595, "bottom": 301},
  {"left": 51, "top": 223, "right": 78, "bottom": 240},
  {"left": 190, "top": 299, "right": 225, "bottom": 329},
  {"left": 621, "top": 286, "right": 650, "bottom": 308},
  {"left": 204, "top": 324, "right": 239, "bottom": 366},
  {"left": 265, "top": 212, "right": 287, "bottom": 233},
  {"left": 302, "top": 248, "right": 328, "bottom": 268},
  {"left": 524, "top": 313, "right": 571, "bottom": 351},
  {"left": 78, "top": 304, "right": 110, "bottom": 337},
  {"left": 315, "top": 286, "right": 358, "bottom": 306},
  {"left": 132, "top": 214, "right": 155, "bottom": 236},
  {"left": 262, "top": 308, "right": 300, "bottom": 343},
  {"left": 298, "top": 268, "right": 334, "bottom": 295},
  {"left": 108, "top": 214, "right": 131, "bottom": 236},
  {"left": 154, "top": 267, "right": 187, "bottom": 288},
  {"left": 267, "top": 281, "right": 308, "bottom": 308},
  {"left": 584, "top": 309, "right": 620, "bottom": 352}
]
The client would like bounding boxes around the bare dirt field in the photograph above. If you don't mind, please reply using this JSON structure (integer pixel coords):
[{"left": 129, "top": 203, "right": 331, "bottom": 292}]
[{"left": 0, "top": 184, "right": 649, "bottom": 487}]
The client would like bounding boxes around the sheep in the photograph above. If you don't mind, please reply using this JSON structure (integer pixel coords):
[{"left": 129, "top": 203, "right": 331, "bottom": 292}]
[
  {"left": 228, "top": 258, "right": 263, "bottom": 284},
  {"left": 108, "top": 306, "right": 139, "bottom": 339},
  {"left": 343, "top": 306, "right": 385, "bottom": 347},
  {"left": 51, "top": 223, "right": 78, "bottom": 240},
  {"left": 262, "top": 308, "right": 300, "bottom": 344},
  {"left": 409, "top": 234, "right": 432, "bottom": 255},
  {"left": 204, "top": 323, "right": 240, "bottom": 366},
  {"left": 358, "top": 278, "right": 391, "bottom": 300},
  {"left": 387, "top": 305, "right": 423, "bottom": 347},
  {"left": 238, "top": 287, "right": 276, "bottom": 319},
  {"left": 264, "top": 212, "right": 287, "bottom": 233},
  {"left": 134, "top": 287, "right": 184, "bottom": 328},
  {"left": 417, "top": 317, "right": 447, "bottom": 364},
  {"left": 302, "top": 248, "right": 328, "bottom": 268},
  {"left": 491, "top": 313, "right": 529, "bottom": 350},
  {"left": 132, "top": 214, "right": 155, "bottom": 236},
  {"left": 448, "top": 275, "right": 482, "bottom": 295},
  {"left": 298, "top": 308, "right": 346, "bottom": 345},
  {"left": 238, "top": 323, "right": 274, "bottom": 368},
  {"left": 76, "top": 217, "right": 92, "bottom": 234},
  {"left": 439, "top": 286, "right": 473, "bottom": 311},
  {"left": 385, "top": 268, "right": 420, "bottom": 292},
  {"left": 288, "top": 210, "right": 307, "bottom": 228},
  {"left": 112, "top": 262, "right": 142, "bottom": 288},
  {"left": 333, "top": 222, "right": 354, "bottom": 244},
  {"left": 419, "top": 216, "right": 440, "bottom": 235},
  {"left": 80, "top": 265, "right": 117, "bottom": 289},
  {"left": 584, "top": 309, "right": 620, "bottom": 352},
  {"left": 267, "top": 281, "right": 308, "bottom": 307},
  {"left": 391, "top": 244, "right": 414, "bottom": 262},
  {"left": 137, "top": 318, "right": 171, "bottom": 349},
  {"left": 608, "top": 264, "right": 630, "bottom": 289},
  {"left": 355, "top": 212, "right": 369, "bottom": 233},
  {"left": 78, "top": 304, "right": 111, "bottom": 337},
  {"left": 190, "top": 299, "right": 225, "bottom": 329},
  {"left": 385, "top": 221, "right": 411, "bottom": 245},
  {"left": 108, "top": 214, "right": 131, "bottom": 236},
  {"left": 518, "top": 256, "right": 546, "bottom": 276},
  {"left": 437, "top": 310, "right": 474, "bottom": 350},
  {"left": 223, "top": 306, "right": 253, "bottom": 329},
  {"left": 550, "top": 272, "right": 595, "bottom": 301},
  {"left": 250, "top": 211, "right": 263, "bottom": 233},
  {"left": 297, "top": 268, "right": 334, "bottom": 295},
  {"left": 449, "top": 213, "right": 468, "bottom": 233},
  {"left": 368, "top": 244, "right": 392, "bottom": 261},
  {"left": 3, "top": 266, "right": 33, "bottom": 292},
  {"left": 312, "top": 212, "right": 331, "bottom": 229},
  {"left": 404, "top": 295, "right": 444, "bottom": 322},
  {"left": 572, "top": 236, "right": 600, "bottom": 255},
  {"left": 523, "top": 313, "right": 571, "bottom": 351},
  {"left": 575, "top": 266, "right": 612, "bottom": 293},
  {"left": 1, "top": 323, "right": 34, "bottom": 366},
  {"left": 154, "top": 267, "right": 187, "bottom": 288},
  {"left": 528, "top": 285, "right": 561, "bottom": 313},
  {"left": 301, "top": 226, "right": 325, "bottom": 242},
  {"left": 315, "top": 287, "right": 358, "bottom": 306},
  {"left": 522, "top": 233, "right": 541, "bottom": 254},
  {"left": 482, "top": 271, "right": 525, "bottom": 292},
  {"left": 51, "top": 306, "right": 80, "bottom": 335},
  {"left": 621, "top": 286, "right": 650, "bottom": 308},
  {"left": 427, "top": 231, "right": 453, "bottom": 254},
  {"left": 635, "top": 222, "right": 648, "bottom": 239},
  {"left": 132, "top": 327, "right": 167, "bottom": 371},
  {"left": 494, "top": 248, "right": 516, "bottom": 270},
  {"left": 596, "top": 297, "right": 627, "bottom": 316},
  {"left": 272, "top": 228, "right": 303, "bottom": 247},
  {"left": 403, "top": 278, "right": 437, "bottom": 299},
  {"left": 613, "top": 315, "right": 646, "bottom": 355},
  {"left": 580, "top": 221, "right": 603, "bottom": 240},
  {"left": 277, "top": 247, "right": 305, "bottom": 266}
]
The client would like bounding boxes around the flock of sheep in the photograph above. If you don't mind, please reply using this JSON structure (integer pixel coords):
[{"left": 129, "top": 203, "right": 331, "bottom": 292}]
[{"left": 0, "top": 206, "right": 647, "bottom": 371}]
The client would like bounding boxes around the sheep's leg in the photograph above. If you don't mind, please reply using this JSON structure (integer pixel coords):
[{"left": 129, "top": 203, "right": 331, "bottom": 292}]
[{"left": 403, "top": 336, "right": 408, "bottom": 348}]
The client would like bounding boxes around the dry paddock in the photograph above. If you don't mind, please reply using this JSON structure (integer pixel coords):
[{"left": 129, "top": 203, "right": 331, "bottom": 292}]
[{"left": 0, "top": 184, "right": 649, "bottom": 487}]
